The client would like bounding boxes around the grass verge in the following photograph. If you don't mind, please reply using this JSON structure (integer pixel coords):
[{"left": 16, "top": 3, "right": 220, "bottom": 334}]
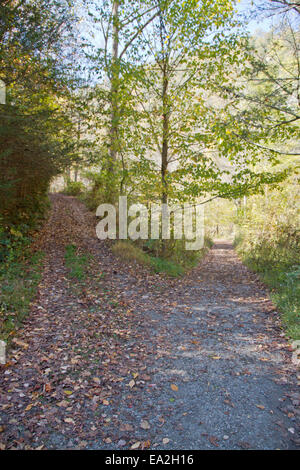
[
  {"left": 111, "top": 238, "right": 212, "bottom": 277},
  {"left": 0, "top": 246, "right": 44, "bottom": 343},
  {"left": 235, "top": 241, "right": 300, "bottom": 340}
]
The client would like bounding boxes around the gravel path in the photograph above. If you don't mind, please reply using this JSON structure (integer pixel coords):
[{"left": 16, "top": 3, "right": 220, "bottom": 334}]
[{"left": 0, "top": 195, "right": 299, "bottom": 450}]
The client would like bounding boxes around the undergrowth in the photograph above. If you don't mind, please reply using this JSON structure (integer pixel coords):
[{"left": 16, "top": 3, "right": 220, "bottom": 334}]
[
  {"left": 112, "top": 237, "right": 212, "bottom": 277},
  {"left": 235, "top": 230, "right": 300, "bottom": 340},
  {"left": 0, "top": 228, "right": 44, "bottom": 343}
]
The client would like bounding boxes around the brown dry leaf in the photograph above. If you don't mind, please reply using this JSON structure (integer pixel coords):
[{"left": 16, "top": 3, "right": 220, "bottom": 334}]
[
  {"left": 142, "top": 440, "right": 151, "bottom": 449},
  {"left": 25, "top": 403, "right": 34, "bottom": 412},
  {"left": 256, "top": 404, "right": 265, "bottom": 410},
  {"left": 102, "top": 399, "right": 110, "bottom": 406},
  {"left": 171, "top": 384, "right": 178, "bottom": 391},
  {"left": 12, "top": 338, "right": 29, "bottom": 349},
  {"left": 158, "top": 416, "right": 165, "bottom": 427},
  {"left": 129, "top": 380, "right": 135, "bottom": 388},
  {"left": 120, "top": 423, "right": 134, "bottom": 432},
  {"left": 209, "top": 436, "right": 219, "bottom": 447}
]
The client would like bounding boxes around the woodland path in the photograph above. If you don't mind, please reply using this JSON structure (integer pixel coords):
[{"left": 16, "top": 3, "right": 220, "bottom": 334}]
[{"left": 0, "top": 194, "right": 299, "bottom": 450}]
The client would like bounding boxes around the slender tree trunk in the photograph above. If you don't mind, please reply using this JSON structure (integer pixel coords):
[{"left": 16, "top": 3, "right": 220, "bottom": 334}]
[
  {"left": 161, "top": 72, "right": 169, "bottom": 205},
  {"left": 75, "top": 116, "right": 81, "bottom": 182},
  {"left": 161, "top": 61, "right": 169, "bottom": 255},
  {"left": 107, "top": 0, "right": 120, "bottom": 203}
]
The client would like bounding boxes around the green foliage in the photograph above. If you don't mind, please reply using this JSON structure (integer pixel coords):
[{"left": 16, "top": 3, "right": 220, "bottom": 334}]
[
  {"left": 205, "top": 198, "right": 237, "bottom": 239},
  {"left": 0, "top": 234, "right": 44, "bottom": 342},
  {"left": 111, "top": 240, "right": 184, "bottom": 277},
  {"left": 0, "top": 0, "right": 82, "bottom": 230},
  {"left": 64, "top": 244, "right": 89, "bottom": 280},
  {"left": 112, "top": 241, "right": 150, "bottom": 265},
  {"left": 63, "top": 181, "right": 85, "bottom": 197},
  {"left": 271, "top": 267, "right": 300, "bottom": 340},
  {"left": 81, "top": 171, "right": 112, "bottom": 210},
  {"left": 235, "top": 176, "right": 300, "bottom": 339},
  {"left": 112, "top": 236, "right": 212, "bottom": 277},
  {"left": 85, "top": 0, "right": 295, "bottom": 250},
  {"left": 149, "top": 256, "right": 184, "bottom": 277}
]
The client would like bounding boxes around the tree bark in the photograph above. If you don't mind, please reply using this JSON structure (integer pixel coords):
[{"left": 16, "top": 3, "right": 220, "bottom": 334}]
[
  {"left": 161, "top": 60, "right": 169, "bottom": 255},
  {"left": 107, "top": 0, "right": 120, "bottom": 203}
]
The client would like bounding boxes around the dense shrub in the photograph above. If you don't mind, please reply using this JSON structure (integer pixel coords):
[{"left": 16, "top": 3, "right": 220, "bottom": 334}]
[{"left": 62, "top": 181, "right": 85, "bottom": 197}]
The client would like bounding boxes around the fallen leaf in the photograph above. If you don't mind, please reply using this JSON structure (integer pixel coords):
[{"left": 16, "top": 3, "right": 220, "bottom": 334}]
[
  {"left": 57, "top": 400, "right": 69, "bottom": 407},
  {"left": 131, "top": 441, "right": 140, "bottom": 449},
  {"left": 64, "top": 418, "right": 75, "bottom": 424},
  {"left": 256, "top": 404, "right": 265, "bottom": 410},
  {"left": 209, "top": 436, "right": 219, "bottom": 447},
  {"left": 120, "top": 423, "right": 134, "bottom": 432},
  {"left": 171, "top": 384, "right": 178, "bottom": 391},
  {"left": 25, "top": 404, "right": 34, "bottom": 412},
  {"left": 142, "top": 440, "right": 151, "bottom": 449},
  {"left": 12, "top": 338, "right": 29, "bottom": 349},
  {"left": 140, "top": 420, "right": 150, "bottom": 430},
  {"left": 79, "top": 441, "right": 88, "bottom": 448}
]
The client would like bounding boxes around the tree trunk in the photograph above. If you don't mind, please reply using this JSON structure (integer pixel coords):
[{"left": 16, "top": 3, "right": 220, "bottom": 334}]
[
  {"left": 161, "top": 61, "right": 169, "bottom": 255},
  {"left": 107, "top": 0, "right": 120, "bottom": 203}
]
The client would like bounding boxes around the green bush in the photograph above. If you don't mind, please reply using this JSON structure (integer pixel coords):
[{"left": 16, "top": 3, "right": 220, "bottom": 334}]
[{"left": 62, "top": 181, "right": 85, "bottom": 197}]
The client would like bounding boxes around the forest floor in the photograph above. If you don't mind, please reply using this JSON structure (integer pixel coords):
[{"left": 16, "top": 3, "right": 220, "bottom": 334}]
[{"left": 0, "top": 194, "right": 299, "bottom": 450}]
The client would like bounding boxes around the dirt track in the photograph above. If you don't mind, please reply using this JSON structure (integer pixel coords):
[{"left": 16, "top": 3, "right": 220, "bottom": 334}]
[{"left": 0, "top": 194, "right": 299, "bottom": 450}]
